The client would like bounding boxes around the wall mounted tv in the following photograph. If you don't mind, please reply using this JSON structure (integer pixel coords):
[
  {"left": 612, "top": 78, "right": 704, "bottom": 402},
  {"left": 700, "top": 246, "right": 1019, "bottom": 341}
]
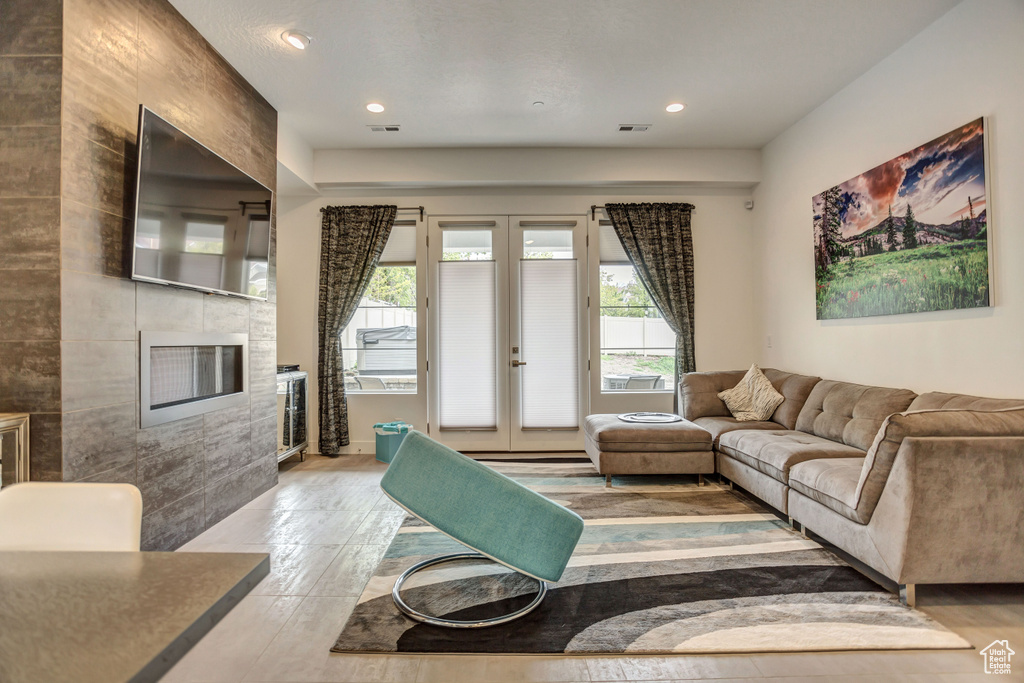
[{"left": 131, "top": 106, "right": 273, "bottom": 300}]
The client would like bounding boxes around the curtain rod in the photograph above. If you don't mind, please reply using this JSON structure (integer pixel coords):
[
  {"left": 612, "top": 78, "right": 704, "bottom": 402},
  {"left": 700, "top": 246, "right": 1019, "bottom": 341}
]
[
  {"left": 398, "top": 206, "right": 425, "bottom": 221},
  {"left": 320, "top": 205, "right": 425, "bottom": 221},
  {"left": 590, "top": 204, "right": 696, "bottom": 220}
]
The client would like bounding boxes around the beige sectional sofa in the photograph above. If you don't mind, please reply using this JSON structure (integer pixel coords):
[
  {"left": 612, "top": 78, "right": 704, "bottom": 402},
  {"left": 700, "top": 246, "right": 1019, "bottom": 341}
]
[{"left": 679, "top": 369, "right": 1024, "bottom": 605}]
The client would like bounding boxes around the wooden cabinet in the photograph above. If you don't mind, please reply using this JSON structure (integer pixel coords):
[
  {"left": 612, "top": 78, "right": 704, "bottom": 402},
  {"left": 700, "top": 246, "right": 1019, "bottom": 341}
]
[{"left": 0, "top": 413, "right": 30, "bottom": 488}]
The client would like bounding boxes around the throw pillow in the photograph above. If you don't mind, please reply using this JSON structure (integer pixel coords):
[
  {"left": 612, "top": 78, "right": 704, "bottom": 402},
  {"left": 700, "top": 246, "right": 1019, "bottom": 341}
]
[{"left": 718, "top": 364, "right": 785, "bottom": 422}]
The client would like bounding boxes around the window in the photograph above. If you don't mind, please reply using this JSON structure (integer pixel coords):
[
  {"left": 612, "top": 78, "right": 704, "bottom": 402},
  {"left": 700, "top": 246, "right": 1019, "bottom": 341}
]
[
  {"left": 598, "top": 224, "right": 675, "bottom": 392},
  {"left": 342, "top": 222, "right": 418, "bottom": 393},
  {"left": 184, "top": 222, "right": 225, "bottom": 254}
]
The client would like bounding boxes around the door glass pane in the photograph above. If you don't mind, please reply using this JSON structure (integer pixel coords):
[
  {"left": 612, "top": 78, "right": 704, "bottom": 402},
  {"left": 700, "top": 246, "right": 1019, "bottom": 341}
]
[
  {"left": 520, "top": 260, "right": 579, "bottom": 428},
  {"left": 599, "top": 265, "right": 674, "bottom": 391},
  {"left": 442, "top": 230, "right": 492, "bottom": 260},
  {"left": 439, "top": 260, "right": 496, "bottom": 428},
  {"left": 523, "top": 230, "right": 573, "bottom": 259}
]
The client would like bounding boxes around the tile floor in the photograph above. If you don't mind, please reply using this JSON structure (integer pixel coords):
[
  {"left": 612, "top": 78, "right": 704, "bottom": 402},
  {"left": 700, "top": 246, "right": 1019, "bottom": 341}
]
[{"left": 163, "top": 454, "right": 1023, "bottom": 683}]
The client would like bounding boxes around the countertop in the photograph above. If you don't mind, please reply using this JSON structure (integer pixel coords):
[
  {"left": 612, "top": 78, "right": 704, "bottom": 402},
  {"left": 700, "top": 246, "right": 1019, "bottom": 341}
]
[{"left": 0, "top": 550, "right": 269, "bottom": 683}]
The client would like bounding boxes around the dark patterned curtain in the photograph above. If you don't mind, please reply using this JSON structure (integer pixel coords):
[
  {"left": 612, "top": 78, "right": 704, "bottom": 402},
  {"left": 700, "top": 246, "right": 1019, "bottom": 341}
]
[
  {"left": 317, "top": 205, "right": 397, "bottom": 454},
  {"left": 605, "top": 202, "right": 697, "bottom": 396}
]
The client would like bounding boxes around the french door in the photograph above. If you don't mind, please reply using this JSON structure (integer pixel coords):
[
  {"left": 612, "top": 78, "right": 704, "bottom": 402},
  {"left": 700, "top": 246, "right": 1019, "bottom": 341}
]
[{"left": 427, "top": 216, "right": 588, "bottom": 451}]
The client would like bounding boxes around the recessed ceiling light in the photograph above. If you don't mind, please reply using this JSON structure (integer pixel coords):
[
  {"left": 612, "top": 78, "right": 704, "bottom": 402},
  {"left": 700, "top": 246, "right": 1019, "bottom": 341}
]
[
  {"left": 281, "top": 30, "right": 311, "bottom": 50},
  {"left": 532, "top": 101, "right": 544, "bottom": 108},
  {"left": 666, "top": 103, "right": 685, "bottom": 113},
  {"left": 525, "top": 240, "right": 535, "bottom": 245},
  {"left": 366, "top": 103, "right": 385, "bottom": 113}
]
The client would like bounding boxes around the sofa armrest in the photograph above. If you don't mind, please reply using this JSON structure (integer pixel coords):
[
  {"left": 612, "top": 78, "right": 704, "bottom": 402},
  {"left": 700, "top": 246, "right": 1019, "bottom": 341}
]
[
  {"left": 678, "top": 370, "right": 745, "bottom": 421},
  {"left": 854, "top": 405, "right": 1024, "bottom": 523},
  {"left": 869, "top": 435, "right": 1024, "bottom": 585}
]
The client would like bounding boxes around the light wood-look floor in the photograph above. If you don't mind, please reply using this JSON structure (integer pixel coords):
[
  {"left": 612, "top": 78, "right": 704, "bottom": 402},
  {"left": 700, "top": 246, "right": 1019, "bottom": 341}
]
[{"left": 163, "top": 454, "right": 1022, "bottom": 683}]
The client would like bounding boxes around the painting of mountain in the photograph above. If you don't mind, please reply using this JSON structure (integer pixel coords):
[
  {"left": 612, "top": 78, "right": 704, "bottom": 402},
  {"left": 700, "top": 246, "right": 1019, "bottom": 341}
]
[{"left": 812, "top": 118, "right": 990, "bottom": 320}]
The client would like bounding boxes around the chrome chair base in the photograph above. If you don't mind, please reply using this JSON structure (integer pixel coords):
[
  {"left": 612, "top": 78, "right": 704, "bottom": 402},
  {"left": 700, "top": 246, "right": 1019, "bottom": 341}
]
[{"left": 391, "top": 552, "right": 548, "bottom": 628}]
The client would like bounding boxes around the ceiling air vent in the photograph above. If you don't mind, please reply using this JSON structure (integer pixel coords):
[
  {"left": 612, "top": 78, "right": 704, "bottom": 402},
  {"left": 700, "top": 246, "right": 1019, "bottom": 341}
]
[
  {"left": 367, "top": 125, "right": 401, "bottom": 132},
  {"left": 618, "top": 124, "right": 651, "bottom": 132}
]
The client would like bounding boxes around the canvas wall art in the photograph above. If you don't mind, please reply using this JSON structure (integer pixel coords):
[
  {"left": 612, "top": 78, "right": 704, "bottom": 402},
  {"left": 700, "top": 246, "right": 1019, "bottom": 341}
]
[{"left": 812, "top": 118, "right": 990, "bottom": 320}]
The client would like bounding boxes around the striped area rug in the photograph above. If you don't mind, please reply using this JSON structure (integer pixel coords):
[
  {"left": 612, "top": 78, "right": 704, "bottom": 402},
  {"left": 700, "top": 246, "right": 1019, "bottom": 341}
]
[{"left": 332, "top": 461, "right": 969, "bottom": 654}]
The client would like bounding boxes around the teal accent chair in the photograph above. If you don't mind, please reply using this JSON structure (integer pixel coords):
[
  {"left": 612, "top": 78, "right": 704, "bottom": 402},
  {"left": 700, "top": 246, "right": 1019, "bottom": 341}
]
[{"left": 380, "top": 430, "right": 584, "bottom": 628}]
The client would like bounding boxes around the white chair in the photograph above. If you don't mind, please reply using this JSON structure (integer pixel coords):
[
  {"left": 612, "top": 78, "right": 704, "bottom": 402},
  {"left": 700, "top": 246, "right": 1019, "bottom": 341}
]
[{"left": 0, "top": 482, "right": 143, "bottom": 551}]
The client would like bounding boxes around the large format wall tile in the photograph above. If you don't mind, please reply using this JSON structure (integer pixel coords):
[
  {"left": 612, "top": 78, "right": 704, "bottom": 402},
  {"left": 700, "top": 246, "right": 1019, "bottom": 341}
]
[
  {"left": 62, "top": 0, "right": 139, "bottom": 156},
  {"left": 137, "top": 414, "right": 203, "bottom": 460},
  {"left": 203, "top": 403, "right": 252, "bottom": 483},
  {"left": 61, "top": 269, "right": 136, "bottom": 341},
  {"left": 61, "top": 199, "right": 130, "bottom": 278},
  {"left": 249, "top": 340, "right": 278, "bottom": 424},
  {"left": 0, "top": 0, "right": 62, "bottom": 56},
  {"left": 0, "top": 269, "right": 60, "bottom": 341},
  {"left": 61, "top": 340, "right": 136, "bottom": 412},
  {"left": 61, "top": 131, "right": 131, "bottom": 218},
  {"left": 0, "top": 56, "right": 62, "bottom": 127},
  {"left": 62, "top": 401, "right": 137, "bottom": 481},
  {"left": 138, "top": 439, "right": 204, "bottom": 514},
  {"left": 205, "top": 465, "right": 253, "bottom": 528},
  {"left": 136, "top": 282, "right": 204, "bottom": 332},
  {"left": 142, "top": 489, "right": 204, "bottom": 551},
  {"left": 0, "top": 198, "right": 60, "bottom": 269},
  {"left": 203, "top": 295, "right": 249, "bottom": 333},
  {"left": 28, "top": 412, "right": 62, "bottom": 481},
  {"left": 250, "top": 453, "right": 278, "bottom": 499},
  {"left": 250, "top": 414, "right": 277, "bottom": 462},
  {"left": 0, "top": 341, "right": 60, "bottom": 413},
  {"left": 249, "top": 300, "right": 276, "bottom": 341},
  {"left": 0, "top": 126, "right": 60, "bottom": 197},
  {"left": 81, "top": 460, "right": 136, "bottom": 485}
]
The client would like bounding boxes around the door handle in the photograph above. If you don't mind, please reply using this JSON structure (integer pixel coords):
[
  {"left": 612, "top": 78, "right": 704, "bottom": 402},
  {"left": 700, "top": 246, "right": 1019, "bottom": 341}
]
[{"left": 511, "top": 360, "right": 527, "bottom": 367}]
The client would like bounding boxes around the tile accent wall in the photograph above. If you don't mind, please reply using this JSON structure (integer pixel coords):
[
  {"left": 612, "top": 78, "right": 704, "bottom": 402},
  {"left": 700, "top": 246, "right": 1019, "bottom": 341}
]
[
  {"left": 0, "top": 0, "right": 65, "bottom": 482},
  {"left": 2, "top": 0, "right": 279, "bottom": 549}
]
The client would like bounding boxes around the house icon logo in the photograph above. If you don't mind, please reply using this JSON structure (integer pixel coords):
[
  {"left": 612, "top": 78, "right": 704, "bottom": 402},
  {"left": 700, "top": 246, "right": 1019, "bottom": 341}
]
[{"left": 980, "top": 640, "right": 1014, "bottom": 675}]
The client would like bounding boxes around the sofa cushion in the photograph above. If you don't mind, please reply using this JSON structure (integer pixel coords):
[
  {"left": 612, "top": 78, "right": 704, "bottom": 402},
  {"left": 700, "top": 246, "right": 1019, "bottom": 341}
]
[
  {"left": 908, "top": 392, "right": 1024, "bottom": 412},
  {"left": 795, "top": 380, "right": 916, "bottom": 451},
  {"left": 717, "top": 429, "right": 866, "bottom": 484},
  {"left": 852, "top": 405, "right": 1024, "bottom": 523},
  {"left": 679, "top": 370, "right": 745, "bottom": 421},
  {"left": 692, "top": 416, "right": 781, "bottom": 446},
  {"left": 679, "top": 368, "right": 820, "bottom": 428},
  {"left": 761, "top": 369, "right": 822, "bottom": 430},
  {"left": 789, "top": 458, "right": 866, "bottom": 523}
]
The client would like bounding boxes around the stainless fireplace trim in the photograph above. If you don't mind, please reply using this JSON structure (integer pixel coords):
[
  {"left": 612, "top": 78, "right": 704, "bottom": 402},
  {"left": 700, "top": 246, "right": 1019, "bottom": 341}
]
[{"left": 140, "top": 331, "right": 249, "bottom": 429}]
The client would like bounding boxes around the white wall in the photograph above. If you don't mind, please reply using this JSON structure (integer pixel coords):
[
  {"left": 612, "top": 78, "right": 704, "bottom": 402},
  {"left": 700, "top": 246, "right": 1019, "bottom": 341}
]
[
  {"left": 754, "top": 0, "right": 1024, "bottom": 397},
  {"left": 278, "top": 186, "right": 758, "bottom": 454}
]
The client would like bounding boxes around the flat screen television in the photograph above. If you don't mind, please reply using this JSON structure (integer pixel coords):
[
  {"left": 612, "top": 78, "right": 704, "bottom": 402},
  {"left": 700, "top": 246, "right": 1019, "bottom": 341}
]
[{"left": 131, "top": 106, "right": 273, "bottom": 300}]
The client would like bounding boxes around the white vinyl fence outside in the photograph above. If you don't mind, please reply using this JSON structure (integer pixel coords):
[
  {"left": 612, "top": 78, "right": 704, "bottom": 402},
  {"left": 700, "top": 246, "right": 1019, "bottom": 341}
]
[{"left": 600, "top": 315, "right": 674, "bottom": 354}]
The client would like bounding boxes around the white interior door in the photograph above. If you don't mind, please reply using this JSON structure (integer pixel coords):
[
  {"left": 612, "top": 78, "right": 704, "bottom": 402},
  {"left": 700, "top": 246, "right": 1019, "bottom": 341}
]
[{"left": 427, "top": 215, "right": 588, "bottom": 452}]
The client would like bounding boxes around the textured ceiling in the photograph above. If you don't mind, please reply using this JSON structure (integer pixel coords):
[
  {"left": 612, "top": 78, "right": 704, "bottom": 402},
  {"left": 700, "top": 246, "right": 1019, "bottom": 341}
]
[{"left": 168, "top": 0, "right": 960, "bottom": 150}]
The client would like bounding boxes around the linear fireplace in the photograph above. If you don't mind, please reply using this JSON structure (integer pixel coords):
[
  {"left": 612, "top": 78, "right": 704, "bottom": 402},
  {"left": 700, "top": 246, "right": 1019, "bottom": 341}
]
[{"left": 140, "top": 331, "right": 249, "bottom": 428}]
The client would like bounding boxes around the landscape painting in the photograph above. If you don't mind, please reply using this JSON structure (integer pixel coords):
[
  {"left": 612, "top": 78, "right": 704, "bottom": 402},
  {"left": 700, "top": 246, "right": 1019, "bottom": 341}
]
[{"left": 813, "top": 118, "right": 990, "bottom": 320}]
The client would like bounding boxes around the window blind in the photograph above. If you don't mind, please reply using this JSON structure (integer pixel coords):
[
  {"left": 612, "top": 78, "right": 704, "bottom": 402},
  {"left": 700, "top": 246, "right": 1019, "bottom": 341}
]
[
  {"left": 379, "top": 222, "right": 417, "bottom": 265},
  {"left": 599, "top": 222, "right": 631, "bottom": 264},
  {"left": 520, "top": 259, "right": 579, "bottom": 429},
  {"left": 438, "top": 260, "right": 497, "bottom": 429}
]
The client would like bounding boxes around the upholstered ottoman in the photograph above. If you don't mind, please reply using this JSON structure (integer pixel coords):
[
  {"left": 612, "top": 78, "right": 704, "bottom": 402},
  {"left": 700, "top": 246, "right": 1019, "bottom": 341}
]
[{"left": 583, "top": 414, "right": 714, "bottom": 486}]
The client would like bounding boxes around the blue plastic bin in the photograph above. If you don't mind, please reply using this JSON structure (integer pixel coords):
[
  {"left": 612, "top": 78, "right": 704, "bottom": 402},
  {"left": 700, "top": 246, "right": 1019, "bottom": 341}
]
[{"left": 374, "top": 421, "right": 412, "bottom": 463}]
